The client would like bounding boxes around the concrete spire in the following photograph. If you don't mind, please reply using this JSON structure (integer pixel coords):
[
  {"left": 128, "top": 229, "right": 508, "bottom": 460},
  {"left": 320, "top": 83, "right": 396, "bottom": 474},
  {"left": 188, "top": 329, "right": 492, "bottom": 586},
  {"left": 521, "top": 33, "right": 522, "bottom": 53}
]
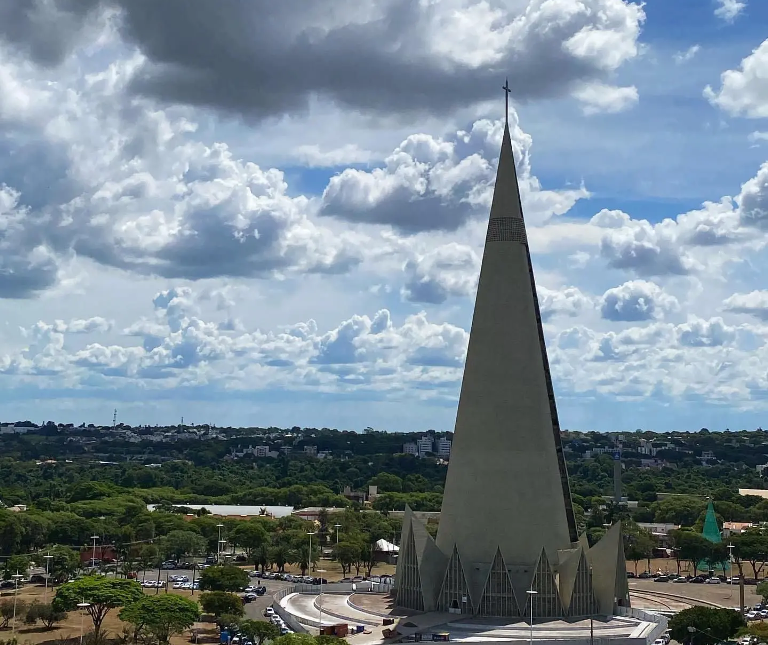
[{"left": 435, "top": 86, "right": 578, "bottom": 570}]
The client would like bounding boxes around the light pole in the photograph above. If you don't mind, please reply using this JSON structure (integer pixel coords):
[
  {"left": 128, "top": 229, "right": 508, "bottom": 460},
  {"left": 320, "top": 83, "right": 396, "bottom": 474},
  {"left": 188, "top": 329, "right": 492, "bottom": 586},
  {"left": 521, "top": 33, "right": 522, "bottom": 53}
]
[
  {"left": 44, "top": 552, "right": 53, "bottom": 601},
  {"left": 11, "top": 572, "right": 23, "bottom": 633},
  {"left": 317, "top": 568, "right": 326, "bottom": 629},
  {"left": 334, "top": 524, "right": 341, "bottom": 548},
  {"left": 78, "top": 601, "right": 91, "bottom": 645},
  {"left": 727, "top": 543, "right": 735, "bottom": 599},
  {"left": 91, "top": 534, "right": 100, "bottom": 568},
  {"left": 526, "top": 589, "right": 538, "bottom": 645},
  {"left": 307, "top": 531, "right": 317, "bottom": 576},
  {"left": 216, "top": 524, "right": 224, "bottom": 564}
]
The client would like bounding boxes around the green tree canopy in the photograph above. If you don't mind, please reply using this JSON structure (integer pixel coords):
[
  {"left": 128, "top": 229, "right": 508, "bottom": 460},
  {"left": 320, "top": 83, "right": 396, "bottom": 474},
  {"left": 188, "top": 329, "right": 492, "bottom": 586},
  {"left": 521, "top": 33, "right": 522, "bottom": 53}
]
[
  {"left": 669, "top": 607, "right": 745, "bottom": 645},
  {"left": 199, "top": 591, "right": 243, "bottom": 618},
  {"left": 240, "top": 619, "right": 280, "bottom": 645},
  {"left": 161, "top": 530, "right": 207, "bottom": 561},
  {"left": 53, "top": 576, "right": 144, "bottom": 638},
  {"left": 120, "top": 593, "right": 200, "bottom": 644},
  {"left": 199, "top": 564, "right": 249, "bottom": 592}
]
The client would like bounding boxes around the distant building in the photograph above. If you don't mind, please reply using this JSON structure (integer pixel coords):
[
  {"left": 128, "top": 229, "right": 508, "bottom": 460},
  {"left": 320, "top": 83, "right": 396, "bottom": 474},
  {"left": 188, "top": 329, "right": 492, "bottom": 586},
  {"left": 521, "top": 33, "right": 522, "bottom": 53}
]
[
  {"left": 403, "top": 442, "right": 418, "bottom": 456},
  {"left": 435, "top": 437, "right": 452, "bottom": 458},
  {"left": 723, "top": 521, "right": 754, "bottom": 537},
  {"left": 303, "top": 445, "right": 318, "bottom": 457},
  {"left": 292, "top": 507, "right": 346, "bottom": 523}
]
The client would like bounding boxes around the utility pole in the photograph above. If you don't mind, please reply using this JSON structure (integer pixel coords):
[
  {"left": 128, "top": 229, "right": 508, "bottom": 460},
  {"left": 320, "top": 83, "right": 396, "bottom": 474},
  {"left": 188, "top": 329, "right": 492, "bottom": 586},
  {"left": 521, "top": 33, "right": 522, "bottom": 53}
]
[{"left": 112, "top": 409, "right": 117, "bottom": 432}]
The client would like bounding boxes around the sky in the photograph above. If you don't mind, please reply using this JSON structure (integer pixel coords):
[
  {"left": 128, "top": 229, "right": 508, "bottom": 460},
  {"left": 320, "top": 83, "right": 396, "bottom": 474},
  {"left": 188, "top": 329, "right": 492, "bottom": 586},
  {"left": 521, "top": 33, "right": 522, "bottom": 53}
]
[{"left": 1, "top": 0, "right": 768, "bottom": 433}]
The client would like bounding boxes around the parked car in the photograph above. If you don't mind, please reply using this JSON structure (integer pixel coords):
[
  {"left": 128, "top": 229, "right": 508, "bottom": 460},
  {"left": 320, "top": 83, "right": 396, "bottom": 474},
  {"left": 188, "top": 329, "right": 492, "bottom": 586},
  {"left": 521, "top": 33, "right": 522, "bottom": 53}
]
[
  {"left": 672, "top": 577, "right": 688, "bottom": 583},
  {"left": 689, "top": 576, "right": 705, "bottom": 583},
  {"left": 705, "top": 577, "right": 721, "bottom": 584},
  {"left": 638, "top": 572, "right": 652, "bottom": 579},
  {"left": 654, "top": 576, "right": 670, "bottom": 582},
  {"left": 626, "top": 572, "right": 636, "bottom": 578}
]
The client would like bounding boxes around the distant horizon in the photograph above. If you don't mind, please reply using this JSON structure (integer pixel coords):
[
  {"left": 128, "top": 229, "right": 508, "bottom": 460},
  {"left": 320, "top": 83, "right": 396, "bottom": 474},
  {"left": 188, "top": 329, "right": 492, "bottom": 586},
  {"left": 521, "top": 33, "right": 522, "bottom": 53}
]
[{"left": 3, "top": 419, "right": 767, "bottom": 435}]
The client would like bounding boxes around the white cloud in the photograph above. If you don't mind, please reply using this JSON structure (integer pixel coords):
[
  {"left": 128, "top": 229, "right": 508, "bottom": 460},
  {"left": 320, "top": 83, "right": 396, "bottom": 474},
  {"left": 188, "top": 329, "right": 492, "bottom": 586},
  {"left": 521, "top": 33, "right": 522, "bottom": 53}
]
[
  {"left": 714, "top": 0, "right": 746, "bottom": 22},
  {"left": 705, "top": 39, "right": 768, "bottom": 118},
  {"left": 572, "top": 82, "right": 639, "bottom": 115},
  {"left": 600, "top": 281, "right": 679, "bottom": 322},
  {"left": 293, "top": 144, "right": 373, "bottom": 168},
  {"left": 674, "top": 45, "right": 701, "bottom": 64},
  {"left": 749, "top": 132, "right": 768, "bottom": 143},
  {"left": 723, "top": 291, "right": 768, "bottom": 320}
]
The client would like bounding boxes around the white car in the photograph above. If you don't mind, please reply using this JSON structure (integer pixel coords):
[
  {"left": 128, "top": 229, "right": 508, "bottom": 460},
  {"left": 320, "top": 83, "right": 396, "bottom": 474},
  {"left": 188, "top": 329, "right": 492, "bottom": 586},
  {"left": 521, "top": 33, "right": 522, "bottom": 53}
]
[
  {"left": 705, "top": 577, "right": 721, "bottom": 584},
  {"left": 747, "top": 611, "right": 759, "bottom": 620},
  {"left": 654, "top": 639, "right": 665, "bottom": 645},
  {"left": 264, "top": 608, "right": 274, "bottom": 616}
]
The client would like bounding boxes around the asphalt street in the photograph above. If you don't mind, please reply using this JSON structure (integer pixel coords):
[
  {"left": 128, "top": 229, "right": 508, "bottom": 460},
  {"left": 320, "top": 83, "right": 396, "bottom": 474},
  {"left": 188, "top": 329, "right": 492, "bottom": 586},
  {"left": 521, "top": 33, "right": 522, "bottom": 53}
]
[{"left": 136, "top": 568, "right": 292, "bottom": 622}]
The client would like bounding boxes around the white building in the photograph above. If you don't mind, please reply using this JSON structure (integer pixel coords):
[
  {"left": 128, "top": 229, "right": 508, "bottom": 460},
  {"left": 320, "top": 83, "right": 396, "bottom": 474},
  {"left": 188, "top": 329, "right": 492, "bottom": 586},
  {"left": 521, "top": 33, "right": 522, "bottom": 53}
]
[
  {"left": 435, "top": 437, "right": 452, "bottom": 458},
  {"left": 416, "top": 436, "right": 433, "bottom": 456},
  {"left": 403, "top": 442, "right": 418, "bottom": 456}
]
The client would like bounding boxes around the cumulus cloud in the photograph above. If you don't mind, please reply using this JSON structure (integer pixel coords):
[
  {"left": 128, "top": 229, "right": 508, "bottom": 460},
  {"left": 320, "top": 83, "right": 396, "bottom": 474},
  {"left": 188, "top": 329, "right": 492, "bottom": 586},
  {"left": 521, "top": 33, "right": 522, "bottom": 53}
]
[
  {"left": 3, "top": 287, "right": 768, "bottom": 411},
  {"left": 674, "top": 45, "right": 700, "bottom": 64},
  {"left": 320, "top": 115, "right": 588, "bottom": 234},
  {"left": 539, "top": 286, "right": 594, "bottom": 320},
  {"left": 401, "top": 243, "right": 479, "bottom": 304},
  {"left": 714, "top": 0, "right": 746, "bottom": 22},
  {"left": 600, "top": 280, "right": 679, "bottom": 322},
  {"left": 571, "top": 82, "right": 639, "bottom": 114},
  {"left": 723, "top": 291, "right": 768, "bottom": 320},
  {"left": 14, "top": 0, "right": 645, "bottom": 122},
  {"left": 705, "top": 38, "right": 768, "bottom": 118}
]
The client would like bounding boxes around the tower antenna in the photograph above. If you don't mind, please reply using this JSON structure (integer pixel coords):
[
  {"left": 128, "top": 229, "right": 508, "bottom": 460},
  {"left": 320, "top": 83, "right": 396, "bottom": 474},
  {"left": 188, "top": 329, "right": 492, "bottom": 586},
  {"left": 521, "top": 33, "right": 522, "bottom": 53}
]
[
  {"left": 112, "top": 409, "right": 117, "bottom": 432},
  {"left": 502, "top": 77, "right": 511, "bottom": 126}
]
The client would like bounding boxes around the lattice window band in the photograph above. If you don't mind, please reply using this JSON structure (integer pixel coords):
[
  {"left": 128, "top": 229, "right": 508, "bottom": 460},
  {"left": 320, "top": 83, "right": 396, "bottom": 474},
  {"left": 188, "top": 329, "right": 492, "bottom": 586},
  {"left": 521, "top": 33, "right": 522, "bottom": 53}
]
[{"left": 486, "top": 217, "right": 527, "bottom": 243}]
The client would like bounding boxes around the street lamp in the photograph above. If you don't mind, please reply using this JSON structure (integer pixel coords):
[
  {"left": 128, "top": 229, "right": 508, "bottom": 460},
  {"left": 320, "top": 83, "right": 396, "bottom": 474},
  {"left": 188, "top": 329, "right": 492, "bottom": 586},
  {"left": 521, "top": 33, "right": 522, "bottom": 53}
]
[
  {"left": 316, "top": 568, "right": 326, "bottom": 629},
  {"left": 526, "top": 589, "right": 538, "bottom": 645},
  {"left": 688, "top": 625, "right": 718, "bottom": 644},
  {"left": 307, "top": 531, "right": 317, "bottom": 576},
  {"left": 78, "top": 601, "right": 91, "bottom": 645},
  {"left": 216, "top": 524, "right": 224, "bottom": 564},
  {"left": 727, "top": 543, "right": 735, "bottom": 599},
  {"left": 11, "top": 573, "right": 23, "bottom": 633},
  {"left": 44, "top": 553, "right": 53, "bottom": 601},
  {"left": 334, "top": 524, "right": 342, "bottom": 548},
  {"left": 90, "top": 534, "right": 100, "bottom": 568}
]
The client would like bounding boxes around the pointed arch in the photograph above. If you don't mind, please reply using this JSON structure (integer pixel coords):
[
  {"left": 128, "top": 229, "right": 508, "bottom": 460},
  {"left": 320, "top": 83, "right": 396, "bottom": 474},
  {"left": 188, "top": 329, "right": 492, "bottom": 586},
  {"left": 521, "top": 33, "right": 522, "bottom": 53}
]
[
  {"left": 396, "top": 521, "right": 424, "bottom": 611},
  {"left": 523, "top": 549, "right": 564, "bottom": 618},
  {"left": 437, "top": 545, "right": 472, "bottom": 614},
  {"left": 478, "top": 548, "right": 520, "bottom": 617}
]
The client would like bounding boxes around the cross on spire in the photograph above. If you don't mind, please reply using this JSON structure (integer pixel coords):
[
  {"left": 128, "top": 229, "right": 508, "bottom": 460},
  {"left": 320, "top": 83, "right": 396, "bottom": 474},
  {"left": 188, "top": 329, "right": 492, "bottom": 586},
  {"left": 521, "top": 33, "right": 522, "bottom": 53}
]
[{"left": 502, "top": 77, "right": 511, "bottom": 126}]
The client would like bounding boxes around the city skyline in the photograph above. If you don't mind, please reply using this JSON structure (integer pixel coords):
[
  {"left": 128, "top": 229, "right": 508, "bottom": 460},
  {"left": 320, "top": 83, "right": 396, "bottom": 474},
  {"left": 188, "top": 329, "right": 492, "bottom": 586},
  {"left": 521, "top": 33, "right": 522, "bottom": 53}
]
[{"left": 1, "top": 2, "right": 768, "bottom": 432}]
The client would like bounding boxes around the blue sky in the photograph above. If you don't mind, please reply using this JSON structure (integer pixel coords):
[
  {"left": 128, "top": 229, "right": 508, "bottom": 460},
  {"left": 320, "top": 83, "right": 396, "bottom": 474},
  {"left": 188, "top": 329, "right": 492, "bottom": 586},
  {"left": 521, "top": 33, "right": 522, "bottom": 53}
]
[{"left": 1, "top": 0, "right": 768, "bottom": 433}]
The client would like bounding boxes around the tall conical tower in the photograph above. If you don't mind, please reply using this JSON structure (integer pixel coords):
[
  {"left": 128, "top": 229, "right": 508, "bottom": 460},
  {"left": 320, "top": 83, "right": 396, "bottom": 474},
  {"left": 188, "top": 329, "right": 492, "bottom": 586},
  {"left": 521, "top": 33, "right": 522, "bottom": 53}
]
[
  {"left": 395, "top": 83, "right": 627, "bottom": 619},
  {"left": 435, "top": 86, "right": 577, "bottom": 570}
]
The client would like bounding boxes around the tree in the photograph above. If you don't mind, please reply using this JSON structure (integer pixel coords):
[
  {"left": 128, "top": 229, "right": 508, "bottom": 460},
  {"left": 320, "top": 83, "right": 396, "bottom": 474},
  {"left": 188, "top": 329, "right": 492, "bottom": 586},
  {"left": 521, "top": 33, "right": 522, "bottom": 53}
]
[
  {"left": 273, "top": 634, "right": 316, "bottom": 645},
  {"left": 735, "top": 531, "right": 768, "bottom": 578},
  {"left": 120, "top": 593, "right": 200, "bottom": 644},
  {"left": 230, "top": 522, "right": 268, "bottom": 556},
  {"left": 37, "top": 545, "right": 80, "bottom": 583},
  {"left": 53, "top": 576, "right": 144, "bottom": 639},
  {"left": 670, "top": 531, "right": 711, "bottom": 575},
  {"left": 240, "top": 619, "right": 280, "bottom": 645},
  {"left": 199, "top": 592, "right": 243, "bottom": 619},
  {"left": 139, "top": 544, "right": 160, "bottom": 581},
  {"left": 3, "top": 554, "right": 30, "bottom": 579},
  {"left": 253, "top": 543, "right": 272, "bottom": 573},
  {"left": 199, "top": 565, "right": 249, "bottom": 592},
  {"left": 669, "top": 607, "right": 744, "bottom": 645},
  {"left": 623, "top": 525, "right": 656, "bottom": 575},
  {"left": 271, "top": 545, "right": 291, "bottom": 573},
  {"left": 315, "top": 637, "right": 346, "bottom": 645},
  {"left": 160, "top": 530, "right": 207, "bottom": 562},
  {"left": 0, "top": 598, "right": 26, "bottom": 628},
  {"left": 33, "top": 602, "right": 68, "bottom": 629},
  {"left": 757, "top": 580, "right": 768, "bottom": 602},
  {"left": 334, "top": 542, "right": 358, "bottom": 577}
]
